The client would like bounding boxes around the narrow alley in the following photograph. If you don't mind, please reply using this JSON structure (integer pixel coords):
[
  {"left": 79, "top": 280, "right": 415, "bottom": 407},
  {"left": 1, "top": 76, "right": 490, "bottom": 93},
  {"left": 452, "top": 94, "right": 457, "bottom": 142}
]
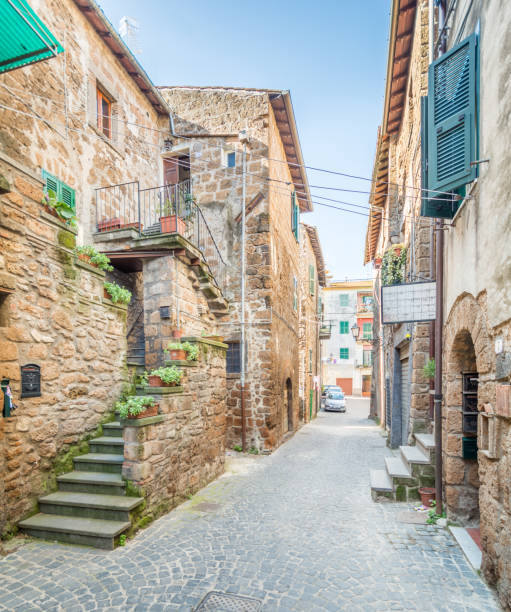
[{"left": 0, "top": 399, "right": 498, "bottom": 611}]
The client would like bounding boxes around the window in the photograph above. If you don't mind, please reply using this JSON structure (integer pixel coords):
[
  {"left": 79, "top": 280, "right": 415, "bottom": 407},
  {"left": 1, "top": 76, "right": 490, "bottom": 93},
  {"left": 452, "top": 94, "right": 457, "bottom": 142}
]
[
  {"left": 226, "top": 342, "right": 241, "bottom": 373},
  {"left": 309, "top": 265, "right": 315, "bottom": 296},
  {"left": 291, "top": 191, "right": 299, "bottom": 241},
  {"left": 339, "top": 321, "right": 349, "bottom": 334},
  {"left": 0, "top": 291, "right": 11, "bottom": 327},
  {"left": 339, "top": 348, "right": 349, "bottom": 359},
  {"left": 421, "top": 34, "right": 478, "bottom": 219},
  {"left": 363, "top": 350, "right": 373, "bottom": 367},
  {"left": 293, "top": 276, "right": 298, "bottom": 311},
  {"left": 339, "top": 294, "right": 349, "bottom": 307},
  {"left": 362, "top": 323, "right": 372, "bottom": 339},
  {"left": 309, "top": 349, "right": 313, "bottom": 373},
  {"left": 222, "top": 149, "right": 236, "bottom": 168},
  {"left": 97, "top": 87, "right": 112, "bottom": 139},
  {"left": 42, "top": 169, "right": 75, "bottom": 212}
]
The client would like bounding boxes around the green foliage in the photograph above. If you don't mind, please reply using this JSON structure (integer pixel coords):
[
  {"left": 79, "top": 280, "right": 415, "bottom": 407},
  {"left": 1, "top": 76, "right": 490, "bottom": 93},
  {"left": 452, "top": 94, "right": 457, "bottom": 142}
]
[
  {"left": 381, "top": 245, "right": 407, "bottom": 286},
  {"left": 233, "top": 445, "right": 242, "bottom": 452},
  {"left": 248, "top": 447, "right": 259, "bottom": 455},
  {"left": 119, "top": 534, "right": 127, "bottom": 546},
  {"left": 42, "top": 189, "right": 77, "bottom": 227},
  {"left": 75, "top": 245, "right": 113, "bottom": 271},
  {"left": 115, "top": 395, "right": 155, "bottom": 419},
  {"left": 149, "top": 366, "right": 183, "bottom": 385},
  {"left": 423, "top": 358, "right": 435, "bottom": 380},
  {"left": 426, "top": 508, "right": 446, "bottom": 525},
  {"left": 104, "top": 281, "right": 132, "bottom": 304},
  {"left": 139, "top": 371, "right": 149, "bottom": 387},
  {"left": 165, "top": 341, "right": 199, "bottom": 361}
]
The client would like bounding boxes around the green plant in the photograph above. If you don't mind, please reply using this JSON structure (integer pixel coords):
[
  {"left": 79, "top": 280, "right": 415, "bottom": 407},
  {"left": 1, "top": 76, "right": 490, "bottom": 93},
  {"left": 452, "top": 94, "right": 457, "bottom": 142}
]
[
  {"left": 381, "top": 245, "right": 407, "bottom": 286},
  {"left": 426, "top": 508, "right": 446, "bottom": 525},
  {"left": 149, "top": 366, "right": 183, "bottom": 385},
  {"left": 423, "top": 358, "right": 435, "bottom": 380},
  {"left": 115, "top": 395, "right": 155, "bottom": 419},
  {"left": 75, "top": 245, "right": 113, "bottom": 271},
  {"left": 139, "top": 371, "right": 149, "bottom": 387},
  {"left": 233, "top": 445, "right": 242, "bottom": 452},
  {"left": 42, "top": 189, "right": 77, "bottom": 227},
  {"left": 104, "top": 281, "right": 132, "bottom": 304},
  {"left": 248, "top": 447, "right": 259, "bottom": 455},
  {"left": 119, "top": 534, "right": 127, "bottom": 546},
  {"left": 162, "top": 198, "right": 174, "bottom": 216},
  {"left": 181, "top": 341, "right": 199, "bottom": 361}
]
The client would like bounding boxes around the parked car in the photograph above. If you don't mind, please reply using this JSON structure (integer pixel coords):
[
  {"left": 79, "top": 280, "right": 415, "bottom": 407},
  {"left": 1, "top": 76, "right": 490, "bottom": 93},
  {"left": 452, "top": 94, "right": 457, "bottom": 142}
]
[
  {"left": 324, "top": 391, "right": 346, "bottom": 413},
  {"left": 321, "top": 385, "right": 341, "bottom": 398}
]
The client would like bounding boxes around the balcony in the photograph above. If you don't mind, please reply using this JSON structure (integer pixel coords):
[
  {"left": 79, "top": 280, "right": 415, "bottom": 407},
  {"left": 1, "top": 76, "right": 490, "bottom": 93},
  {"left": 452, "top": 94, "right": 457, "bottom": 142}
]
[
  {"left": 319, "top": 323, "right": 332, "bottom": 339},
  {"left": 95, "top": 180, "right": 226, "bottom": 293}
]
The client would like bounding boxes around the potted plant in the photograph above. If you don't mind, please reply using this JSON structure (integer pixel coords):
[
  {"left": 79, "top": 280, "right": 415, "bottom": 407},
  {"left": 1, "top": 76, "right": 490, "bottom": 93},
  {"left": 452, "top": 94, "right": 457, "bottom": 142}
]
[
  {"left": 146, "top": 365, "right": 183, "bottom": 387},
  {"left": 74, "top": 245, "right": 114, "bottom": 271},
  {"left": 374, "top": 254, "right": 383, "bottom": 269},
  {"left": 165, "top": 342, "right": 187, "bottom": 361},
  {"left": 41, "top": 190, "right": 77, "bottom": 228},
  {"left": 104, "top": 281, "right": 132, "bottom": 304},
  {"left": 419, "top": 486, "right": 436, "bottom": 508},
  {"left": 160, "top": 198, "right": 186, "bottom": 234},
  {"left": 181, "top": 341, "right": 199, "bottom": 361},
  {"left": 97, "top": 217, "right": 121, "bottom": 232},
  {"left": 116, "top": 395, "right": 158, "bottom": 420}
]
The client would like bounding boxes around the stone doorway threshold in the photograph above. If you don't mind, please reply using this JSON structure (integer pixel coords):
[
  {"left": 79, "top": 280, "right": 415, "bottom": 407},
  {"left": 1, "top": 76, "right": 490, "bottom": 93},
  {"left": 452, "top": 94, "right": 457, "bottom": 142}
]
[{"left": 449, "top": 526, "right": 482, "bottom": 570}]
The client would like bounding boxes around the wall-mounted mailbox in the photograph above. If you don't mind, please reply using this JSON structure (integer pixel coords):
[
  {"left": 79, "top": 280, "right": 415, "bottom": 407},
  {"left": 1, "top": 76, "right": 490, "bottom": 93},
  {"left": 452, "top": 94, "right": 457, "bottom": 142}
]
[
  {"left": 159, "top": 305, "right": 171, "bottom": 319},
  {"left": 21, "top": 363, "right": 41, "bottom": 398}
]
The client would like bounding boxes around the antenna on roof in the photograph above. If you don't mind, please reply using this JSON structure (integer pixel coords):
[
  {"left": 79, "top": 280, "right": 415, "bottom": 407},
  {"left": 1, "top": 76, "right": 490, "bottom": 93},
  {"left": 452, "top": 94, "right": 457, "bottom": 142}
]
[{"left": 119, "top": 16, "right": 141, "bottom": 55}]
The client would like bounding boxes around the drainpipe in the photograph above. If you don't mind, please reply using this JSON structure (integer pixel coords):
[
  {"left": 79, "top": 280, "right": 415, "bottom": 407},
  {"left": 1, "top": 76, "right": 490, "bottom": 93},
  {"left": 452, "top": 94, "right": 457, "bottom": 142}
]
[{"left": 240, "top": 131, "right": 248, "bottom": 452}]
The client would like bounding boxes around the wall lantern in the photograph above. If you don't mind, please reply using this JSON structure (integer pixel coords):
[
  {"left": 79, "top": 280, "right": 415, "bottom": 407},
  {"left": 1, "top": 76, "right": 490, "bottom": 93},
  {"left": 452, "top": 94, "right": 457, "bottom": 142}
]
[
  {"left": 351, "top": 323, "right": 360, "bottom": 340},
  {"left": 162, "top": 138, "right": 173, "bottom": 152}
]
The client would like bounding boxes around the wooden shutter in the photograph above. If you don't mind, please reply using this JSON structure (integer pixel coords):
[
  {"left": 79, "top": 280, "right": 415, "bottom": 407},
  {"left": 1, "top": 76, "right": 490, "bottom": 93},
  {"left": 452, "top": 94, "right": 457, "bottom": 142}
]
[
  {"left": 309, "top": 264, "right": 315, "bottom": 295},
  {"left": 60, "top": 183, "right": 76, "bottom": 212},
  {"left": 428, "top": 34, "right": 477, "bottom": 194},
  {"left": 42, "top": 169, "right": 58, "bottom": 195}
]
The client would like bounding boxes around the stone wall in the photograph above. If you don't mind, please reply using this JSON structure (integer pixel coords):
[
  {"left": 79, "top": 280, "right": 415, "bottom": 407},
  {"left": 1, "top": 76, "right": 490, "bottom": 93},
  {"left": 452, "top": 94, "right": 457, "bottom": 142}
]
[
  {"left": 122, "top": 339, "right": 227, "bottom": 520},
  {"left": 0, "top": 157, "right": 127, "bottom": 535}
]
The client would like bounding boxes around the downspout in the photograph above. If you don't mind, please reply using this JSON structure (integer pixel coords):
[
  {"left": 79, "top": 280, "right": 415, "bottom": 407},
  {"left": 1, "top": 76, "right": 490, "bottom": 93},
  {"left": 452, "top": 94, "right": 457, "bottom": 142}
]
[
  {"left": 428, "top": 0, "right": 435, "bottom": 421},
  {"left": 240, "top": 132, "right": 248, "bottom": 452}
]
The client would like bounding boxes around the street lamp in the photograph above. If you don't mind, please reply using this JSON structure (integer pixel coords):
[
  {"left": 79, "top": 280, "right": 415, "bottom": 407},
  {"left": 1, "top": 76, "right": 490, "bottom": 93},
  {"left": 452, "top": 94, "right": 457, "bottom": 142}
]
[{"left": 351, "top": 323, "right": 360, "bottom": 340}]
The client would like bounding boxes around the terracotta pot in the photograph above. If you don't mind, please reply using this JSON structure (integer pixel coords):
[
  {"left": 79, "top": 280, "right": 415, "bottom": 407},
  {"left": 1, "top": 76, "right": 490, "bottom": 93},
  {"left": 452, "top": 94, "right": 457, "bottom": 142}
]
[
  {"left": 78, "top": 253, "right": 99, "bottom": 268},
  {"left": 97, "top": 217, "right": 121, "bottom": 232},
  {"left": 374, "top": 257, "right": 382, "bottom": 269},
  {"left": 419, "top": 486, "right": 436, "bottom": 508},
  {"left": 120, "top": 222, "right": 143, "bottom": 231},
  {"left": 104, "top": 288, "right": 110, "bottom": 299},
  {"left": 44, "top": 205, "right": 59, "bottom": 218},
  {"left": 169, "top": 348, "right": 186, "bottom": 361},
  {"left": 127, "top": 403, "right": 159, "bottom": 419},
  {"left": 160, "top": 215, "right": 186, "bottom": 235},
  {"left": 172, "top": 329, "right": 183, "bottom": 339}
]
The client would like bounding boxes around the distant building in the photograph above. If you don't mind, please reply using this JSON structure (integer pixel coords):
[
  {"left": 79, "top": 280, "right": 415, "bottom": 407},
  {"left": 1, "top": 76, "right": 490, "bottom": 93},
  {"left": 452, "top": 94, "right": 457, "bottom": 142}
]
[{"left": 320, "top": 280, "right": 374, "bottom": 396}]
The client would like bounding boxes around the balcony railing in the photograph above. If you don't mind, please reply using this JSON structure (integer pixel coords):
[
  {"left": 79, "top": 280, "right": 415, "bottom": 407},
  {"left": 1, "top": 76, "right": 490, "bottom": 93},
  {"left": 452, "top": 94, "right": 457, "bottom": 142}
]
[
  {"left": 319, "top": 323, "right": 332, "bottom": 339},
  {"left": 95, "top": 180, "right": 226, "bottom": 293}
]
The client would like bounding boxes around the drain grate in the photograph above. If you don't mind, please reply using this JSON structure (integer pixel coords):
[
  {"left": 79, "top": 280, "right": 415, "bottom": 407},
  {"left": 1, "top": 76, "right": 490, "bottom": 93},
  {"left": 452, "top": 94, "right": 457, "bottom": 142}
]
[{"left": 195, "top": 591, "right": 262, "bottom": 611}]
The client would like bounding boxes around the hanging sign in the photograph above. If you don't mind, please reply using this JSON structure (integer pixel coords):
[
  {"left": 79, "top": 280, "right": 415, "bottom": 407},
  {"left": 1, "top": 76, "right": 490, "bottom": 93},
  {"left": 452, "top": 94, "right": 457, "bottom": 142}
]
[{"left": 381, "top": 281, "right": 436, "bottom": 324}]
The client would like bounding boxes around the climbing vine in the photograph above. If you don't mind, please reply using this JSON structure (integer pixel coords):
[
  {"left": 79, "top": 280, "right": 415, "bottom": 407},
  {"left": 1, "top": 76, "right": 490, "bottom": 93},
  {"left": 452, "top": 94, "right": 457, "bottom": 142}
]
[{"left": 381, "top": 245, "right": 407, "bottom": 286}]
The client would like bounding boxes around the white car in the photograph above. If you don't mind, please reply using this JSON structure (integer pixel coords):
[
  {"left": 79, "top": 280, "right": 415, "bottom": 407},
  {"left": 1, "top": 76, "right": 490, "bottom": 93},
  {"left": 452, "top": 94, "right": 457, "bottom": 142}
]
[{"left": 324, "top": 391, "right": 346, "bottom": 412}]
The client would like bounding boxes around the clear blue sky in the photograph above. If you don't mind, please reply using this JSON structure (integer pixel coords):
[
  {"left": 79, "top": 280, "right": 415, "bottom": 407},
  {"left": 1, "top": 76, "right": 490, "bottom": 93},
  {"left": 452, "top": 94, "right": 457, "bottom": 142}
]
[{"left": 98, "top": 0, "right": 390, "bottom": 281}]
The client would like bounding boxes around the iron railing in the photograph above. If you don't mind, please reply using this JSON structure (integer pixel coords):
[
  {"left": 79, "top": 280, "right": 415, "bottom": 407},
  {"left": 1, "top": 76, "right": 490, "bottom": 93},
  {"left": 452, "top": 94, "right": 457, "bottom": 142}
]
[{"left": 95, "top": 180, "right": 226, "bottom": 293}]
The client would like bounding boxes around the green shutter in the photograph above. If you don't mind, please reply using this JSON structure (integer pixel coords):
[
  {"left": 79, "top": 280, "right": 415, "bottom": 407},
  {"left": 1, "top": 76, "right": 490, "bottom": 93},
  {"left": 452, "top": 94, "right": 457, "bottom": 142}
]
[
  {"left": 42, "top": 169, "right": 58, "bottom": 196},
  {"left": 428, "top": 34, "right": 478, "bottom": 195},
  {"left": 291, "top": 191, "right": 299, "bottom": 241},
  {"left": 42, "top": 169, "right": 76, "bottom": 213},
  {"left": 340, "top": 348, "right": 349, "bottom": 359},
  {"left": 60, "top": 183, "right": 76, "bottom": 212},
  {"left": 309, "top": 265, "right": 315, "bottom": 295},
  {"left": 340, "top": 321, "right": 349, "bottom": 334}
]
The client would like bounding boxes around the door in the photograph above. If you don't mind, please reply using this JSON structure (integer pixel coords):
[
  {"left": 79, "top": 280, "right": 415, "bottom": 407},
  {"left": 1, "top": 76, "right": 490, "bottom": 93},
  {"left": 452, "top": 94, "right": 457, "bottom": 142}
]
[
  {"left": 400, "top": 355, "right": 411, "bottom": 445},
  {"left": 164, "top": 158, "right": 179, "bottom": 186},
  {"left": 362, "top": 375, "right": 371, "bottom": 397},
  {"left": 286, "top": 378, "right": 293, "bottom": 432},
  {"left": 336, "top": 377, "right": 352, "bottom": 395}
]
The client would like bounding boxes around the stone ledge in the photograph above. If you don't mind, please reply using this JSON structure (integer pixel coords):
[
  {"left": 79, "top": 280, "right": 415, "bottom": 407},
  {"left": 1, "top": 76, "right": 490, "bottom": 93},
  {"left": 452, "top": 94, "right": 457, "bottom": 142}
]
[
  {"left": 135, "top": 385, "right": 184, "bottom": 395},
  {"left": 102, "top": 297, "right": 128, "bottom": 311},
  {"left": 164, "top": 359, "right": 198, "bottom": 367},
  {"left": 120, "top": 415, "right": 165, "bottom": 427},
  {"left": 75, "top": 258, "right": 106, "bottom": 278},
  {"left": 181, "top": 336, "right": 228, "bottom": 350},
  {"left": 40, "top": 210, "right": 78, "bottom": 234},
  {"left": 92, "top": 228, "right": 139, "bottom": 243}
]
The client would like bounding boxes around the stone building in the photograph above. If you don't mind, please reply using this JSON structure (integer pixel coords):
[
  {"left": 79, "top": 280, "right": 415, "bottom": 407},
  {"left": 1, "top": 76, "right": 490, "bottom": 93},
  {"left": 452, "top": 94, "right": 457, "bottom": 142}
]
[
  {"left": 366, "top": 0, "right": 511, "bottom": 607},
  {"left": 0, "top": 0, "right": 228, "bottom": 547},
  {"left": 159, "top": 86, "right": 323, "bottom": 450},
  {"left": 321, "top": 280, "right": 374, "bottom": 397}
]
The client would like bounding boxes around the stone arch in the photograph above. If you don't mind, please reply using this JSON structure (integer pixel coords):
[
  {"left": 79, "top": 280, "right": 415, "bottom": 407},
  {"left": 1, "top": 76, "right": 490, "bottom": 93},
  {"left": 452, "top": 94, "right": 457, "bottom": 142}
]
[{"left": 443, "top": 292, "right": 494, "bottom": 525}]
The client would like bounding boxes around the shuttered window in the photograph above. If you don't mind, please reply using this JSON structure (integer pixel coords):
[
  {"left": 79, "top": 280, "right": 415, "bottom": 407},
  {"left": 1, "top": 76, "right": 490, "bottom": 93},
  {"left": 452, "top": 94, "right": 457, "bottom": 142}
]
[
  {"left": 339, "top": 348, "right": 349, "bottom": 359},
  {"left": 293, "top": 276, "right": 298, "bottom": 311},
  {"left": 339, "top": 321, "right": 349, "bottom": 334},
  {"left": 291, "top": 191, "right": 299, "bottom": 241},
  {"left": 42, "top": 169, "right": 75, "bottom": 212},
  {"left": 422, "top": 34, "right": 478, "bottom": 218},
  {"left": 309, "top": 264, "right": 315, "bottom": 295},
  {"left": 339, "top": 294, "right": 349, "bottom": 307}
]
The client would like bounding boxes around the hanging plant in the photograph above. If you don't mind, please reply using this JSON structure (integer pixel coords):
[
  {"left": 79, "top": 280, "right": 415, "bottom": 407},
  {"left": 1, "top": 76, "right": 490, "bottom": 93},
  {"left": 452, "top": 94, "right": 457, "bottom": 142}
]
[
  {"left": 423, "top": 358, "right": 435, "bottom": 380},
  {"left": 381, "top": 245, "right": 407, "bottom": 286}
]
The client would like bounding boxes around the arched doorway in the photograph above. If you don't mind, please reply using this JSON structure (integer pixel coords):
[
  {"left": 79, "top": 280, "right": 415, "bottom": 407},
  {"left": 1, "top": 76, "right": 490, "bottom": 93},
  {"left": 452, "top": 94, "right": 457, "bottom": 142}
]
[{"left": 286, "top": 378, "right": 293, "bottom": 432}]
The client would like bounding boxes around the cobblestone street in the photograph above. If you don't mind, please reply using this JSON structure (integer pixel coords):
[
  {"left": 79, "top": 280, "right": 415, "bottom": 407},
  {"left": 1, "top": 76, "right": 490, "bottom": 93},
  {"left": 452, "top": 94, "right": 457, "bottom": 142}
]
[{"left": 0, "top": 399, "right": 499, "bottom": 611}]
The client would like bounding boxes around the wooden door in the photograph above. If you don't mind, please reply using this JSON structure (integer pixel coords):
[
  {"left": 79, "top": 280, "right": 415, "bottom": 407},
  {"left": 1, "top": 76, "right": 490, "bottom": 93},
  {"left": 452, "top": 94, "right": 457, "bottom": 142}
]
[
  {"left": 336, "top": 377, "right": 352, "bottom": 395},
  {"left": 164, "top": 158, "right": 179, "bottom": 186}
]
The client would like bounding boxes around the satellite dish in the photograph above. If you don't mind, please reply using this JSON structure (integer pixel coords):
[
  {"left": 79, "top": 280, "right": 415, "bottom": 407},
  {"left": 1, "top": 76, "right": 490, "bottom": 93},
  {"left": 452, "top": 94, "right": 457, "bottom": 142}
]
[{"left": 119, "top": 16, "right": 141, "bottom": 55}]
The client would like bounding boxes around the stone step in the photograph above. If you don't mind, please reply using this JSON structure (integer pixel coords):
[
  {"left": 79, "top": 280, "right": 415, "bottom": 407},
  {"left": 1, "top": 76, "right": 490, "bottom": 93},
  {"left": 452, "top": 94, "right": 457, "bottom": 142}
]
[
  {"left": 57, "top": 471, "right": 126, "bottom": 495},
  {"left": 18, "top": 513, "right": 130, "bottom": 550},
  {"left": 414, "top": 433, "right": 435, "bottom": 458},
  {"left": 103, "top": 422, "right": 123, "bottom": 437},
  {"left": 89, "top": 436, "right": 124, "bottom": 455},
  {"left": 39, "top": 492, "right": 143, "bottom": 522},
  {"left": 74, "top": 453, "right": 124, "bottom": 474},
  {"left": 370, "top": 468, "right": 393, "bottom": 492},
  {"left": 384, "top": 456, "right": 413, "bottom": 481},
  {"left": 400, "top": 445, "right": 430, "bottom": 469}
]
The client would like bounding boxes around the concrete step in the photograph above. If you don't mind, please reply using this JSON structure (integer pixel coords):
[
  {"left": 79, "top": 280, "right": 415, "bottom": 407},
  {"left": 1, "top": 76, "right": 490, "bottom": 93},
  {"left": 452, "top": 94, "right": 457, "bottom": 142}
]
[
  {"left": 89, "top": 436, "right": 124, "bottom": 455},
  {"left": 370, "top": 468, "right": 393, "bottom": 492},
  {"left": 39, "top": 492, "right": 143, "bottom": 522},
  {"left": 400, "top": 445, "right": 430, "bottom": 469},
  {"left": 73, "top": 453, "right": 123, "bottom": 474},
  {"left": 103, "top": 422, "right": 123, "bottom": 437},
  {"left": 18, "top": 513, "right": 130, "bottom": 550},
  {"left": 414, "top": 433, "right": 435, "bottom": 458},
  {"left": 384, "top": 456, "right": 413, "bottom": 481},
  {"left": 57, "top": 471, "right": 126, "bottom": 495}
]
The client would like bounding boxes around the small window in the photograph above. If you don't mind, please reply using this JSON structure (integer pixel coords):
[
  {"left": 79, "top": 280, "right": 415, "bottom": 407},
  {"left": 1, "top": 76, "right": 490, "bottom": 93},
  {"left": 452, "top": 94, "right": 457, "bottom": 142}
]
[
  {"left": 0, "top": 291, "right": 11, "bottom": 327},
  {"left": 339, "top": 294, "right": 349, "bottom": 307},
  {"left": 340, "top": 348, "right": 349, "bottom": 360},
  {"left": 362, "top": 323, "right": 372, "bottom": 339},
  {"left": 226, "top": 342, "right": 241, "bottom": 373},
  {"left": 309, "top": 349, "right": 313, "bottom": 373},
  {"left": 291, "top": 192, "right": 299, "bottom": 241},
  {"left": 339, "top": 321, "right": 349, "bottom": 334},
  {"left": 222, "top": 149, "right": 236, "bottom": 168},
  {"left": 309, "top": 265, "right": 315, "bottom": 296},
  {"left": 42, "top": 169, "right": 76, "bottom": 213},
  {"left": 97, "top": 87, "right": 112, "bottom": 139},
  {"left": 293, "top": 276, "right": 298, "bottom": 311}
]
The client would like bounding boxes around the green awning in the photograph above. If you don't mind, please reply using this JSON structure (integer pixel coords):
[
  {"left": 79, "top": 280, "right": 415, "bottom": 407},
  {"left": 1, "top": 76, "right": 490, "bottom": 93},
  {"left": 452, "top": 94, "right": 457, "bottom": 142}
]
[{"left": 0, "top": 0, "right": 63, "bottom": 74}]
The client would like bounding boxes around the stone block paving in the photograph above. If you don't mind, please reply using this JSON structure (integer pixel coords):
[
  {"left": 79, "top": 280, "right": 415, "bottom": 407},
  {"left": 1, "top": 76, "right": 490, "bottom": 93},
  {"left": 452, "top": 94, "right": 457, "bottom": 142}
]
[{"left": 0, "top": 399, "right": 500, "bottom": 611}]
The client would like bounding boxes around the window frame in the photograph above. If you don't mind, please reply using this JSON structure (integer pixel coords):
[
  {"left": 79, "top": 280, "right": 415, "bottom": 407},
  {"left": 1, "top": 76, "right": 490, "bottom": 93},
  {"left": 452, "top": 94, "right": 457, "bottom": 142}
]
[
  {"left": 226, "top": 341, "right": 241, "bottom": 374},
  {"left": 96, "top": 86, "right": 112, "bottom": 139},
  {"left": 339, "top": 294, "right": 349, "bottom": 307},
  {"left": 339, "top": 347, "right": 349, "bottom": 360},
  {"left": 362, "top": 322, "right": 372, "bottom": 339},
  {"left": 339, "top": 321, "right": 349, "bottom": 334}
]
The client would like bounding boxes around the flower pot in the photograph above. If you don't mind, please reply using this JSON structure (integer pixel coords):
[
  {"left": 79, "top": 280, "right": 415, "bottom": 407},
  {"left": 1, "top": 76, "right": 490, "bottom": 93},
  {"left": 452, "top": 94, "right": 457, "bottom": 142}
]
[
  {"left": 97, "top": 217, "right": 121, "bottom": 232},
  {"left": 169, "top": 348, "right": 186, "bottom": 361},
  {"left": 160, "top": 215, "right": 186, "bottom": 235},
  {"left": 104, "top": 288, "right": 110, "bottom": 299},
  {"left": 77, "top": 253, "right": 99, "bottom": 268},
  {"left": 44, "top": 205, "right": 59, "bottom": 218},
  {"left": 172, "top": 329, "right": 183, "bottom": 339},
  {"left": 120, "top": 222, "right": 143, "bottom": 231},
  {"left": 374, "top": 257, "right": 382, "bottom": 269},
  {"left": 393, "top": 247, "right": 402, "bottom": 256},
  {"left": 127, "top": 403, "right": 159, "bottom": 419},
  {"left": 419, "top": 486, "right": 436, "bottom": 508}
]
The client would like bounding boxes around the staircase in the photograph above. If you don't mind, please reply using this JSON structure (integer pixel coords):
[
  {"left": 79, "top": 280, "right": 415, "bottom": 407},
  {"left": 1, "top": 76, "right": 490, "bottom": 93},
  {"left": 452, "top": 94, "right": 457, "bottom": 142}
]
[
  {"left": 370, "top": 433, "right": 435, "bottom": 502},
  {"left": 19, "top": 419, "right": 143, "bottom": 549}
]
